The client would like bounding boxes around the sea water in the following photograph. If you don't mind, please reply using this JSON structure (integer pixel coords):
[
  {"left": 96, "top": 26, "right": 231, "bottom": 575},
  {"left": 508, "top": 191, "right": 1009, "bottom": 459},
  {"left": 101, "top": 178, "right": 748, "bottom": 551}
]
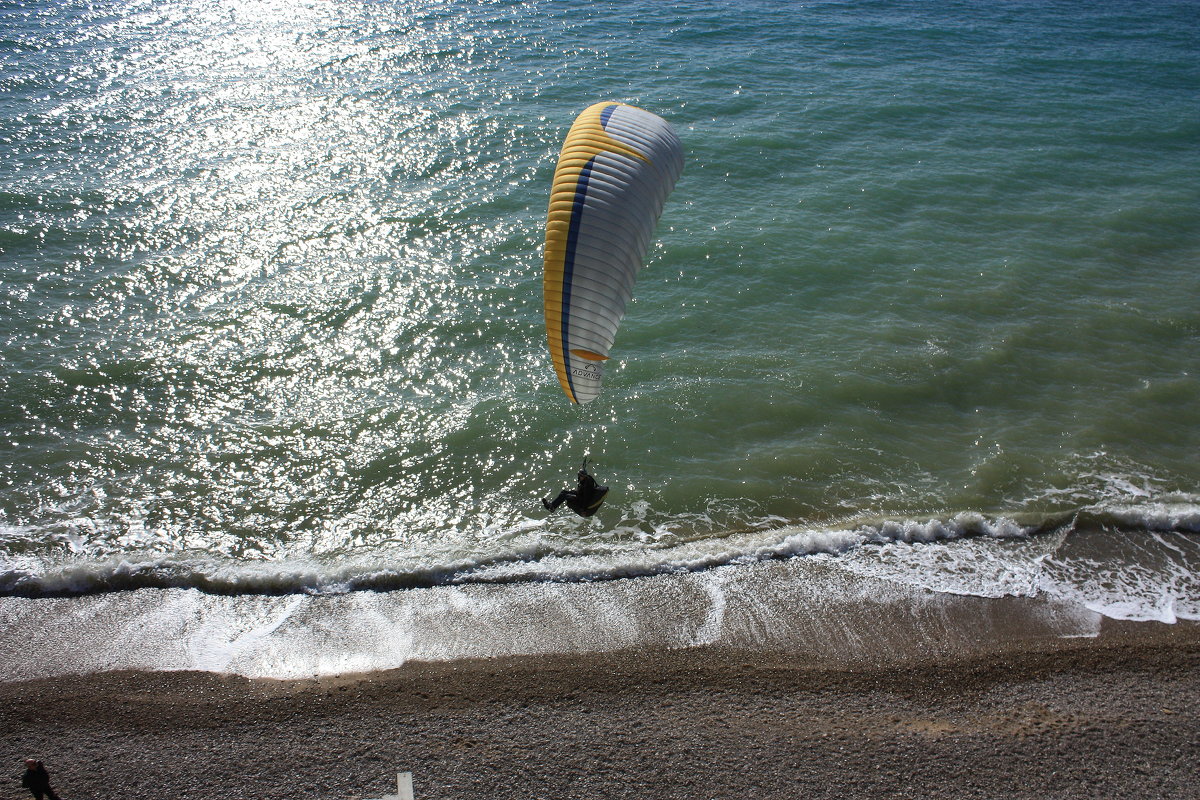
[{"left": 1, "top": 0, "right": 1198, "bottom": 677}]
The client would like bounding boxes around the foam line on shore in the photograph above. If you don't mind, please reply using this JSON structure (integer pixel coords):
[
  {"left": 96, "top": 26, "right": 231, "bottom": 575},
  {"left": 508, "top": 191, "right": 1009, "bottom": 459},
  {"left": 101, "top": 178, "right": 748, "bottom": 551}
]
[
  {"left": 4, "top": 501, "right": 1196, "bottom": 599},
  {"left": 0, "top": 557, "right": 1102, "bottom": 681}
]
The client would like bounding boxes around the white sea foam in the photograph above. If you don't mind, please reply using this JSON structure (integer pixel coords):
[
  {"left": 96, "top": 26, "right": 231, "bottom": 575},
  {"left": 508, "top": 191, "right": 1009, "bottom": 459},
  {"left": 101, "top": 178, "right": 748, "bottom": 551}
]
[
  {"left": 0, "top": 558, "right": 1103, "bottom": 681},
  {"left": 4, "top": 501, "right": 1197, "bottom": 612},
  {"left": 1102, "top": 500, "right": 1200, "bottom": 532},
  {"left": 2, "top": 491, "right": 1198, "bottom": 684},
  {"left": 6, "top": 501, "right": 1196, "bottom": 681}
]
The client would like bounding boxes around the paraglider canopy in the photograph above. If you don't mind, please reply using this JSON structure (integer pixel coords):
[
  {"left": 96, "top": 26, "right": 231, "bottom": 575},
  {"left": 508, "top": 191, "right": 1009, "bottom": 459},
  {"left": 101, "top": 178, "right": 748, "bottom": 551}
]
[{"left": 542, "top": 102, "right": 684, "bottom": 404}]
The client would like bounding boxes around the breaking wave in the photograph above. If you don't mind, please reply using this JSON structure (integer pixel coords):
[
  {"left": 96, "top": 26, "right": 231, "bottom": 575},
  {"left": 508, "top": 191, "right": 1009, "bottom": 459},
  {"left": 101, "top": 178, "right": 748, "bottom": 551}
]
[{"left": 3, "top": 498, "right": 1197, "bottom": 604}]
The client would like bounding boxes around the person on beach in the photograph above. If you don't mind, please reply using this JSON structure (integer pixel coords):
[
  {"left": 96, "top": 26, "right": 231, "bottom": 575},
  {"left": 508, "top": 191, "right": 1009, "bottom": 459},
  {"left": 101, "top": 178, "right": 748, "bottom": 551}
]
[
  {"left": 21, "top": 759, "right": 61, "bottom": 800},
  {"left": 543, "top": 461, "right": 608, "bottom": 517}
]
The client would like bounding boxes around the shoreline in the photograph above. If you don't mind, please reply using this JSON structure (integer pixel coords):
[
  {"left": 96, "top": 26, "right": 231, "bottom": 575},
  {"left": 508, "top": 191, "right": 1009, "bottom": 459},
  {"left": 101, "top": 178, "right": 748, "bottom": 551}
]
[
  {"left": 0, "top": 554, "right": 1136, "bottom": 682},
  {"left": 4, "top": 618, "right": 1198, "bottom": 800}
]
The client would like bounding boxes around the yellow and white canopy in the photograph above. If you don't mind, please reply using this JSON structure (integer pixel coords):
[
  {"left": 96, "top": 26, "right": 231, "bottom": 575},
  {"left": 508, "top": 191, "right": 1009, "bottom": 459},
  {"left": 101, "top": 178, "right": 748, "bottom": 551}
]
[{"left": 543, "top": 102, "right": 683, "bottom": 404}]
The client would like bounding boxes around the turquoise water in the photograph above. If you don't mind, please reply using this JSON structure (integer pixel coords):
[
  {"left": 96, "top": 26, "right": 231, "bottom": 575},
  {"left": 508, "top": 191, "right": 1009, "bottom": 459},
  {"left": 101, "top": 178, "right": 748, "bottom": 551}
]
[{"left": 1, "top": 0, "right": 1198, "bottom": 621}]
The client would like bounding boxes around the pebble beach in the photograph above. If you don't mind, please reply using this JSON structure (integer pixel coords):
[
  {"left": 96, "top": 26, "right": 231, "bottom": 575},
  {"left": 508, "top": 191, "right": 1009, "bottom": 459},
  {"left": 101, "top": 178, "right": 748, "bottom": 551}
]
[{"left": 5, "top": 618, "right": 1197, "bottom": 800}]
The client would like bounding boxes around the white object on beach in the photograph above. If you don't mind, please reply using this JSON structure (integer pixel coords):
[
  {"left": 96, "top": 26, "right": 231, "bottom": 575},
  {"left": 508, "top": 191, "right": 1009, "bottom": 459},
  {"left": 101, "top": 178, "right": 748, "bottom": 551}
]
[{"left": 367, "top": 771, "right": 413, "bottom": 800}]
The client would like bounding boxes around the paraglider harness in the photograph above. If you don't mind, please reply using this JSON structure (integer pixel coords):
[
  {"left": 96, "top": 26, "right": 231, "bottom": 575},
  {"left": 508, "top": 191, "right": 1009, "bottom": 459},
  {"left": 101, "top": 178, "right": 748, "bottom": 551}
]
[{"left": 543, "top": 458, "right": 609, "bottom": 517}]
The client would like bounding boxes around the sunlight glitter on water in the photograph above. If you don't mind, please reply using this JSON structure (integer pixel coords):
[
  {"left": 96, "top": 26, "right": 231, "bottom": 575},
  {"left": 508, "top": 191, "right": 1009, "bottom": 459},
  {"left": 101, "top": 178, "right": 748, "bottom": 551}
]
[{"left": 2, "top": 1, "right": 1198, "bottom": 619}]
